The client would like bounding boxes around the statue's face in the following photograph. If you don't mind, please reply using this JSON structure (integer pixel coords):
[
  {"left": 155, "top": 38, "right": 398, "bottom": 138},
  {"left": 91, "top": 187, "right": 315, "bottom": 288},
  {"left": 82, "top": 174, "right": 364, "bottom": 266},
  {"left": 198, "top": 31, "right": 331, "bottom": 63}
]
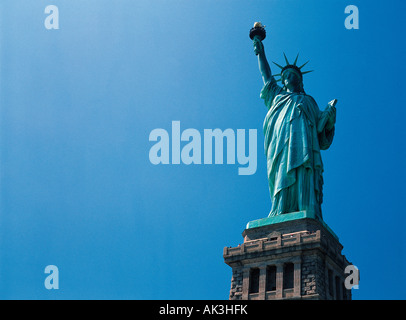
[{"left": 282, "top": 69, "right": 302, "bottom": 89}]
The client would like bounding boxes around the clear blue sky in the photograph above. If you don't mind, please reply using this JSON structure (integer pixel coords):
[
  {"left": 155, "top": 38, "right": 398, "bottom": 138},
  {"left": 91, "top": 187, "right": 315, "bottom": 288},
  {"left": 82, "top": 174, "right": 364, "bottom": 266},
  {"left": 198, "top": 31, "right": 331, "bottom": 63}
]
[{"left": 0, "top": 0, "right": 405, "bottom": 299}]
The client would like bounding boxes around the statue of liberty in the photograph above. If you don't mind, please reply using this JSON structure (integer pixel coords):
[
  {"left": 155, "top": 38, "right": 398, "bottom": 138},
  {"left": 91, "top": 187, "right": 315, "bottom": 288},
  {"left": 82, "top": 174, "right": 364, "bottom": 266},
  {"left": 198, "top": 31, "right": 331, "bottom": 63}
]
[{"left": 251, "top": 23, "right": 337, "bottom": 220}]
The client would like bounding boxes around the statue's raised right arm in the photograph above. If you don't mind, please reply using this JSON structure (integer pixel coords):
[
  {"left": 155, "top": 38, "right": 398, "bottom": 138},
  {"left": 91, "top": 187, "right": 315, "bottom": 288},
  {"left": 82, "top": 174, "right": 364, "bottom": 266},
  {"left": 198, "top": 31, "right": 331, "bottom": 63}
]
[{"left": 253, "top": 37, "right": 272, "bottom": 84}]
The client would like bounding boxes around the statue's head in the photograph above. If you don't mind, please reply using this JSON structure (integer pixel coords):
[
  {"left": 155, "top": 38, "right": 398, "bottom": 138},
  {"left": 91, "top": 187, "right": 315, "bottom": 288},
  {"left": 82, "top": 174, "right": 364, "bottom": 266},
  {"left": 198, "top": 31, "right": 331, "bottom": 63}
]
[
  {"left": 273, "top": 53, "right": 313, "bottom": 93},
  {"left": 281, "top": 67, "right": 303, "bottom": 93}
]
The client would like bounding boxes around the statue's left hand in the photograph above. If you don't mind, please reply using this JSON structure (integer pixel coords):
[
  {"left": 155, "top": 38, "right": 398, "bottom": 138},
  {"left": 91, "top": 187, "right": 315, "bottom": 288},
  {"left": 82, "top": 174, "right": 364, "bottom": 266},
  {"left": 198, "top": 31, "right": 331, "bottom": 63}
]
[{"left": 325, "top": 99, "right": 337, "bottom": 130}]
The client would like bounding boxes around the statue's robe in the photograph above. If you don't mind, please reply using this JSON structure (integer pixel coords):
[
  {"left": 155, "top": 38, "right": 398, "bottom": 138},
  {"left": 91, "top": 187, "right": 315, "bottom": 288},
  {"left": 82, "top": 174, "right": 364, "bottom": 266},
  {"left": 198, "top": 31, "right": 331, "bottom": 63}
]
[{"left": 261, "top": 78, "right": 335, "bottom": 219}]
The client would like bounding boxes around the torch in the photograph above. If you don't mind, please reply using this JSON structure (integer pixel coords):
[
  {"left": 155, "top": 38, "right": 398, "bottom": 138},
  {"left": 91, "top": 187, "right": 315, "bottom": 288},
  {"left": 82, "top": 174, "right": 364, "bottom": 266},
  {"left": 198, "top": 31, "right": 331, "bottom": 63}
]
[{"left": 249, "top": 22, "right": 266, "bottom": 55}]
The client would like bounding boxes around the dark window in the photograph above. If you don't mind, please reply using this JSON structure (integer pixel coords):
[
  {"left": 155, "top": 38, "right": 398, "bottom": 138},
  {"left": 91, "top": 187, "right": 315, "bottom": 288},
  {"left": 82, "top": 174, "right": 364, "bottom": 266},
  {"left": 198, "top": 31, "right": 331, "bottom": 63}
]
[
  {"left": 342, "top": 283, "right": 348, "bottom": 300},
  {"left": 328, "top": 269, "right": 334, "bottom": 296},
  {"left": 283, "top": 263, "right": 294, "bottom": 289},
  {"left": 249, "top": 268, "right": 260, "bottom": 294},
  {"left": 335, "top": 276, "right": 341, "bottom": 300},
  {"left": 266, "top": 266, "right": 277, "bottom": 291}
]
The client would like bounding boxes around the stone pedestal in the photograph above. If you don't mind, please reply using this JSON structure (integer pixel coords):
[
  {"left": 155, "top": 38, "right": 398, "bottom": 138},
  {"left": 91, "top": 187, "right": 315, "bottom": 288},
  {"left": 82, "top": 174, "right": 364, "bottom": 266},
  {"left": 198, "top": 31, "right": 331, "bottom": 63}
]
[{"left": 223, "top": 213, "right": 352, "bottom": 300}]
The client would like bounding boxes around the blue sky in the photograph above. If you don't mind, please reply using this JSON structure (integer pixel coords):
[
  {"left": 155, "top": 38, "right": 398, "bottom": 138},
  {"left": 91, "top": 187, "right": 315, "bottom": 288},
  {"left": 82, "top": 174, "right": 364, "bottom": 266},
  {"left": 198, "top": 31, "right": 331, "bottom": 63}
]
[{"left": 0, "top": 0, "right": 405, "bottom": 299}]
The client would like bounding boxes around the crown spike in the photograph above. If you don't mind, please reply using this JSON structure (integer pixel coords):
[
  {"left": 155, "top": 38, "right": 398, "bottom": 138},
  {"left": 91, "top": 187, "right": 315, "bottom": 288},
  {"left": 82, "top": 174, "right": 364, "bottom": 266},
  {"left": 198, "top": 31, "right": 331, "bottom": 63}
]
[
  {"left": 272, "top": 61, "right": 284, "bottom": 69},
  {"left": 273, "top": 73, "right": 281, "bottom": 77},
  {"left": 299, "top": 60, "right": 310, "bottom": 69},
  {"left": 275, "top": 78, "right": 282, "bottom": 82},
  {"left": 283, "top": 52, "right": 290, "bottom": 65},
  {"left": 301, "top": 70, "right": 314, "bottom": 75},
  {"left": 293, "top": 53, "right": 299, "bottom": 66}
]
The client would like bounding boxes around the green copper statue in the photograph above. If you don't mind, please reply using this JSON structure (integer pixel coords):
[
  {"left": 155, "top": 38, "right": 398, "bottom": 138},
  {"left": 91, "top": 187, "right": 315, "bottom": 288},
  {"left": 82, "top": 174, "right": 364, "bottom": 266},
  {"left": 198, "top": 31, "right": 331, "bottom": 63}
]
[{"left": 251, "top": 23, "right": 337, "bottom": 220}]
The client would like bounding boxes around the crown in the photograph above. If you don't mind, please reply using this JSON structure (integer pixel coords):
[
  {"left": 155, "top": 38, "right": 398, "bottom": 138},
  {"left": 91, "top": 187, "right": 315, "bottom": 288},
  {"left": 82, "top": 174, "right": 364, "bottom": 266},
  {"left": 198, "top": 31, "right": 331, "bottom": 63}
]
[{"left": 272, "top": 53, "right": 313, "bottom": 82}]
